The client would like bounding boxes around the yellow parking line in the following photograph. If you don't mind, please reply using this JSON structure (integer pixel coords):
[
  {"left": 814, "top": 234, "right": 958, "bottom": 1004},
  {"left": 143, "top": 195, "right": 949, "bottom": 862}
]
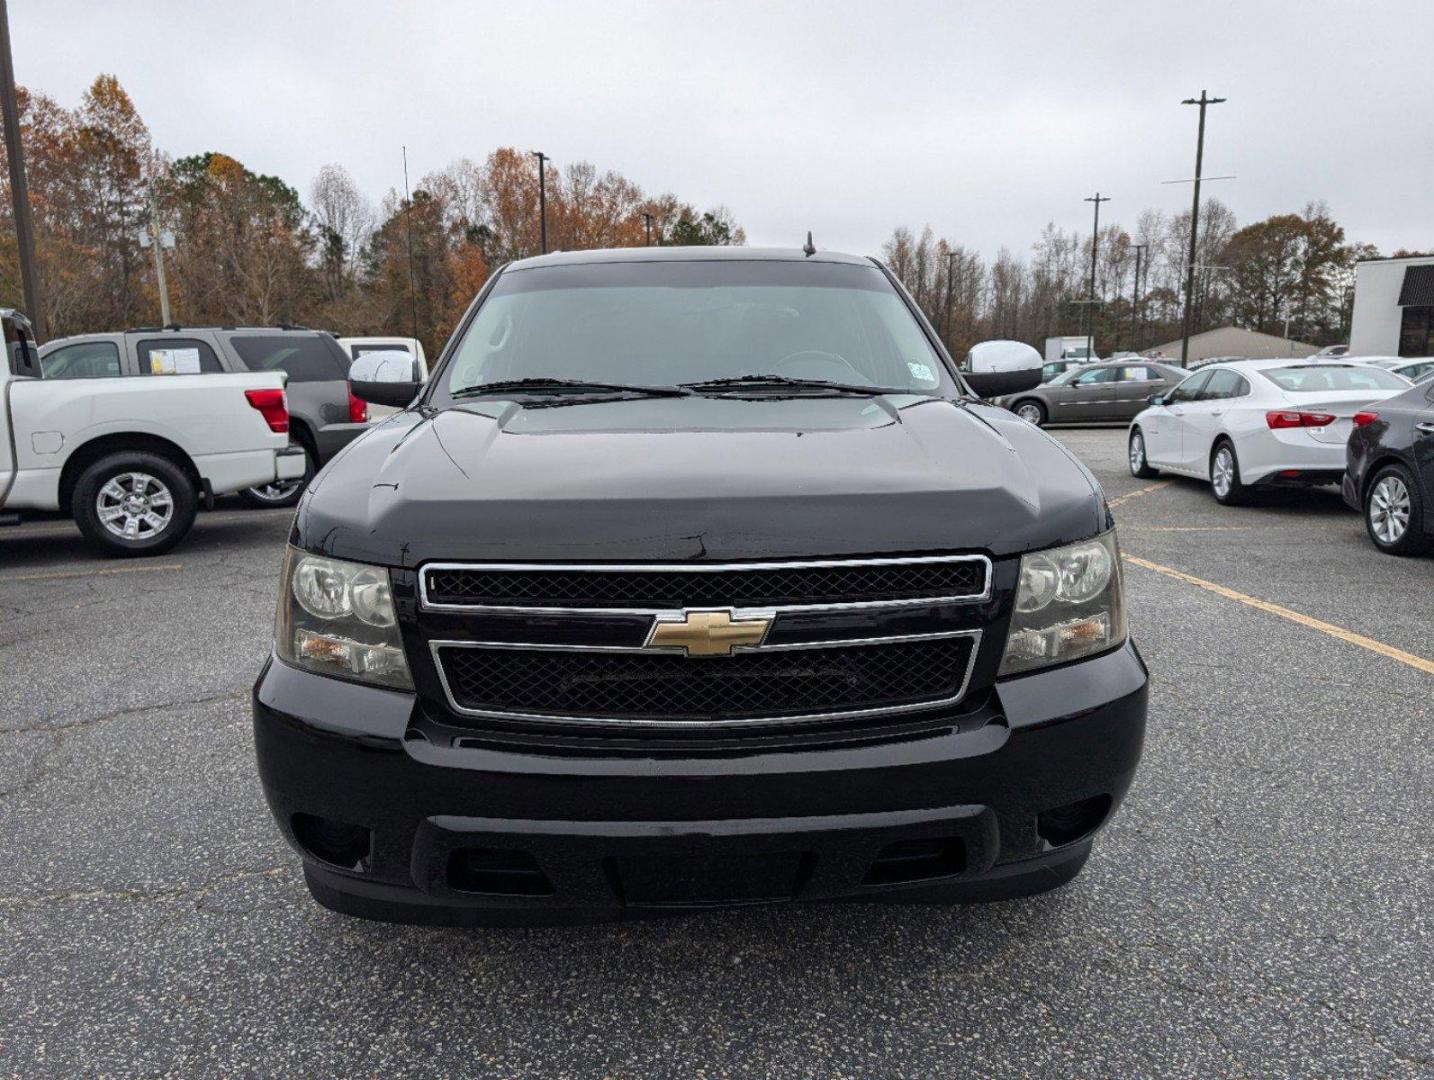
[
  {"left": 1108, "top": 481, "right": 1172, "bottom": 509},
  {"left": 1122, "top": 554, "right": 1434, "bottom": 675},
  {"left": 1145, "top": 526, "right": 1253, "bottom": 533},
  {"left": 0, "top": 562, "right": 183, "bottom": 584}
]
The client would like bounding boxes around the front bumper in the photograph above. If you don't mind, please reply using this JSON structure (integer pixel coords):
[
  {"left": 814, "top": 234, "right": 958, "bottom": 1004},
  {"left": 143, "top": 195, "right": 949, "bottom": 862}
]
[{"left": 253, "top": 641, "right": 1147, "bottom": 923}]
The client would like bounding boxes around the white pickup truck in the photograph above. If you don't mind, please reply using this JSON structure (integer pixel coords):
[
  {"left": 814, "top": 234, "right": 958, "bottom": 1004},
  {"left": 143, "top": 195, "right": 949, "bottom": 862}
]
[{"left": 1, "top": 310, "right": 306, "bottom": 556}]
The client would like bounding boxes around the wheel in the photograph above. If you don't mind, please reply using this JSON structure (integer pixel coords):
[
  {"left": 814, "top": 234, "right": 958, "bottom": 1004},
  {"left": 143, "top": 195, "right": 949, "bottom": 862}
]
[
  {"left": 1013, "top": 400, "right": 1046, "bottom": 426},
  {"left": 1364, "top": 464, "right": 1430, "bottom": 556},
  {"left": 239, "top": 442, "right": 315, "bottom": 509},
  {"left": 1209, "top": 440, "right": 1250, "bottom": 505},
  {"left": 1128, "top": 427, "right": 1160, "bottom": 478},
  {"left": 72, "top": 452, "right": 198, "bottom": 557}
]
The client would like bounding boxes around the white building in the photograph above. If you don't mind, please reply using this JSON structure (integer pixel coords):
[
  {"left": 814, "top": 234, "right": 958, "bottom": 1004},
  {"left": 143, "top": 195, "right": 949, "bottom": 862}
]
[{"left": 1349, "top": 254, "right": 1434, "bottom": 357}]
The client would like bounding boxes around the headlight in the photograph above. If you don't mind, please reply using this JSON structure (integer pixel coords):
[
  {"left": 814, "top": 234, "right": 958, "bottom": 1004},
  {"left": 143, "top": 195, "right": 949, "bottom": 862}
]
[
  {"left": 999, "top": 530, "right": 1125, "bottom": 677},
  {"left": 275, "top": 547, "right": 412, "bottom": 689}
]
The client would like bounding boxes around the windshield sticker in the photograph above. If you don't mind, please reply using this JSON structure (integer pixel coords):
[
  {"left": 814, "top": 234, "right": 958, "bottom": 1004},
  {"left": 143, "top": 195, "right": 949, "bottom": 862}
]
[{"left": 907, "top": 361, "right": 936, "bottom": 383}]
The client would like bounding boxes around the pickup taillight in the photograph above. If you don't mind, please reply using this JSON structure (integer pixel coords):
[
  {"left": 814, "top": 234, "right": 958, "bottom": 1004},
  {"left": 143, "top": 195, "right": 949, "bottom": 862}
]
[
  {"left": 245, "top": 388, "right": 289, "bottom": 433},
  {"left": 347, "top": 384, "right": 369, "bottom": 424}
]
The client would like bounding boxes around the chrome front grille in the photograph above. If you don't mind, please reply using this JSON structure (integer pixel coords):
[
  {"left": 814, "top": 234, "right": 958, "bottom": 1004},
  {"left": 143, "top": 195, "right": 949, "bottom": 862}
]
[{"left": 418, "top": 555, "right": 991, "bottom": 729}]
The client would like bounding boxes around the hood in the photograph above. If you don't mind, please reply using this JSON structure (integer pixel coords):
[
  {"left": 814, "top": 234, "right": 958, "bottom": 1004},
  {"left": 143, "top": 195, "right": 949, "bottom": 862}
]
[{"left": 294, "top": 395, "right": 1106, "bottom": 567}]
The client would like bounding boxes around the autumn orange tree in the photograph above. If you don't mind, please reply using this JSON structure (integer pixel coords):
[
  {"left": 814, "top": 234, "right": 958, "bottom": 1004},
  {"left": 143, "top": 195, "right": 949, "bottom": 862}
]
[{"left": 1, "top": 75, "right": 748, "bottom": 346}]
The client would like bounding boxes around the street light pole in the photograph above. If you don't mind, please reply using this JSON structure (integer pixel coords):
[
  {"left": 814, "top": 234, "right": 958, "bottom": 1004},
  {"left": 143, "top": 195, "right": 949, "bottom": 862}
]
[
  {"left": 641, "top": 211, "right": 654, "bottom": 246},
  {"left": 1179, "top": 90, "right": 1225, "bottom": 367},
  {"left": 1084, "top": 192, "right": 1110, "bottom": 360},
  {"left": 0, "top": 0, "right": 44, "bottom": 340},
  {"left": 147, "top": 189, "right": 171, "bottom": 325},
  {"left": 1130, "top": 243, "right": 1148, "bottom": 352},
  {"left": 531, "top": 151, "right": 549, "bottom": 254}
]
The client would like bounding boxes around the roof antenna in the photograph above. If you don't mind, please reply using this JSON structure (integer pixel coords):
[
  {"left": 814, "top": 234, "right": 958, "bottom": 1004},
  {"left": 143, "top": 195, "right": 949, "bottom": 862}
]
[{"left": 802, "top": 231, "right": 816, "bottom": 257}]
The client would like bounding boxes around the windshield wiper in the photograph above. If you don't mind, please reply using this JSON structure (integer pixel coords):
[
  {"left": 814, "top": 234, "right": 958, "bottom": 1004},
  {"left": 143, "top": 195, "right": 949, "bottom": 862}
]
[
  {"left": 451, "top": 377, "right": 693, "bottom": 399},
  {"left": 682, "top": 374, "right": 911, "bottom": 395}
]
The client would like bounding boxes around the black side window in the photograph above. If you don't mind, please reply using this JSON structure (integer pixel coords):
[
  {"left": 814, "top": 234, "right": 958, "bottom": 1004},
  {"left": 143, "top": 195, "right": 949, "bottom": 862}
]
[
  {"left": 136, "top": 337, "right": 223, "bottom": 375},
  {"left": 1200, "top": 370, "right": 1245, "bottom": 400},
  {"left": 229, "top": 334, "right": 349, "bottom": 383},
  {"left": 1166, "top": 371, "right": 1210, "bottom": 403},
  {"left": 41, "top": 341, "right": 122, "bottom": 379}
]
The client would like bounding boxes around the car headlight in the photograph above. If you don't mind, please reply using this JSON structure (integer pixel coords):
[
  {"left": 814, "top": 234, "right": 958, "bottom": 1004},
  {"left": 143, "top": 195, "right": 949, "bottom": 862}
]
[
  {"left": 275, "top": 547, "right": 412, "bottom": 689},
  {"left": 999, "top": 530, "right": 1125, "bottom": 677}
]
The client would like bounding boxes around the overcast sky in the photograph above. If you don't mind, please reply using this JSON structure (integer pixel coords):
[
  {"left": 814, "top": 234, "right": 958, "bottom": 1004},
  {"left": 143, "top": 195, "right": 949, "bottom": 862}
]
[{"left": 13, "top": 1, "right": 1434, "bottom": 259}]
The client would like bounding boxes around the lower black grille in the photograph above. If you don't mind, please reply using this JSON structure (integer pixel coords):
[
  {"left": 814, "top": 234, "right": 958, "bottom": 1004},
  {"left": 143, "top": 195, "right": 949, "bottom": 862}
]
[{"left": 436, "top": 635, "right": 975, "bottom": 723}]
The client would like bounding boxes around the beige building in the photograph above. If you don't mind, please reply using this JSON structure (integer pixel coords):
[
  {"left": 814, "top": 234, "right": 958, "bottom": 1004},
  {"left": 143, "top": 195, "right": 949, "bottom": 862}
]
[{"left": 1146, "top": 326, "right": 1316, "bottom": 364}]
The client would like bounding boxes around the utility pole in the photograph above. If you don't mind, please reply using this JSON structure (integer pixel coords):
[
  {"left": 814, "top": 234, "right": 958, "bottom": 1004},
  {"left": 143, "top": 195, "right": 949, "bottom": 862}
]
[
  {"left": 401, "top": 146, "right": 419, "bottom": 343},
  {"left": 1179, "top": 90, "right": 1225, "bottom": 367},
  {"left": 943, "top": 250, "right": 958, "bottom": 344},
  {"left": 1130, "top": 243, "right": 1148, "bottom": 352},
  {"left": 0, "top": 0, "right": 44, "bottom": 340},
  {"left": 532, "top": 150, "right": 549, "bottom": 254},
  {"left": 1084, "top": 192, "right": 1110, "bottom": 360},
  {"left": 641, "top": 211, "right": 654, "bottom": 246},
  {"left": 147, "top": 189, "right": 171, "bottom": 325}
]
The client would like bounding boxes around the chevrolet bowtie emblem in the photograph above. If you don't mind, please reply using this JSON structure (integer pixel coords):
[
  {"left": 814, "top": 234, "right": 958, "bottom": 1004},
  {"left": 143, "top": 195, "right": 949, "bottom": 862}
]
[{"left": 646, "top": 609, "right": 773, "bottom": 657}]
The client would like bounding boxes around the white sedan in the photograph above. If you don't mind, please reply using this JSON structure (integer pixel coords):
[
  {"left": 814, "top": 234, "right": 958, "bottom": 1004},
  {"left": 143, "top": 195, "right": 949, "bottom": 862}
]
[{"left": 1126, "top": 360, "right": 1413, "bottom": 504}]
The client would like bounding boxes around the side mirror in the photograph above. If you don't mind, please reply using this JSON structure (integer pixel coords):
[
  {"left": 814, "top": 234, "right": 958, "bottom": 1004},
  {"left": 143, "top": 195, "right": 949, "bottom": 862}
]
[
  {"left": 349, "top": 349, "right": 422, "bottom": 408},
  {"left": 961, "top": 340, "right": 1043, "bottom": 398},
  {"left": 1147, "top": 394, "right": 1165, "bottom": 407}
]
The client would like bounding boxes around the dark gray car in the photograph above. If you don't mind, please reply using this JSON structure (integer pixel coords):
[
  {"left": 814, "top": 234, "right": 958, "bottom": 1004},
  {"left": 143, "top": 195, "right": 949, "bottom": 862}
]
[
  {"left": 37, "top": 326, "right": 370, "bottom": 506},
  {"left": 999, "top": 360, "right": 1187, "bottom": 426}
]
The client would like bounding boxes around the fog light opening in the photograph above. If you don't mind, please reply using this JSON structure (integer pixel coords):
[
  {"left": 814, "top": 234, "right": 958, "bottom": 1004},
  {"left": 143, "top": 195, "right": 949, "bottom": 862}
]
[
  {"left": 1037, "top": 794, "right": 1113, "bottom": 848},
  {"left": 863, "top": 836, "right": 967, "bottom": 886},
  {"left": 292, "top": 813, "right": 372, "bottom": 872},
  {"left": 448, "top": 848, "right": 555, "bottom": 897}
]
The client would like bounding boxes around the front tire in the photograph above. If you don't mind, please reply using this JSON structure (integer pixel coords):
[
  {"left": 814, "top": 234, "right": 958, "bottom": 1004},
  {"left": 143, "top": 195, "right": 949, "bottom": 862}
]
[
  {"left": 72, "top": 452, "right": 198, "bottom": 557},
  {"left": 240, "top": 442, "right": 315, "bottom": 509},
  {"left": 1364, "top": 464, "right": 1430, "bottom": 556},
  {"left": 1013, "top": 400, "right": 1046, "bottom": 427},
  {"left": 1209, "top": 439, "right": 1250, "bottom": 506},
  {"left": 1128, "top": 428, "right": 1159, "bottom": 478}
]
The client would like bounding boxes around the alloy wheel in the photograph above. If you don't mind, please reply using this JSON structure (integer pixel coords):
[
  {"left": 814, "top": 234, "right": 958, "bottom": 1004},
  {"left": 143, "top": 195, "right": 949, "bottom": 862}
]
[
  {"left": 1369, "top": 475, "right": 1411, "bottom": 545},
  {"left": 1017, "top": 403, "right": 1043, "bottom": 425},
  {"left": 96, "top": 472, "right": 175, "bottom": 540},
  {"left": 1129, "top": 433, "right": 1145, "bottom": 474},
  {"left": 1212, "top": 448, "right": 1234, "bottom": 497}
]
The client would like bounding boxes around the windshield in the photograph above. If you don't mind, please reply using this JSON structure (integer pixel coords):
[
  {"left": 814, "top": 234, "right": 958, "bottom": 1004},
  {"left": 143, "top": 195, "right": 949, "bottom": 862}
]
[
  {"left": 437, "top": 260, "right": 950, "bottom": 401},
  {"left": 1259, "top": 365, "right": 1409, "bottom": 392}
]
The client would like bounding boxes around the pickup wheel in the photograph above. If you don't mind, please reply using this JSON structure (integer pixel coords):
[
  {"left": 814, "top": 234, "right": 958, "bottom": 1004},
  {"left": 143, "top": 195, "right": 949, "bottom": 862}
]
[
  {"left": 72, "top": 452, "right": 198, "bottom": 557},
  {"left": 239, "top": 442, "right": 315, "bottom": 509}
]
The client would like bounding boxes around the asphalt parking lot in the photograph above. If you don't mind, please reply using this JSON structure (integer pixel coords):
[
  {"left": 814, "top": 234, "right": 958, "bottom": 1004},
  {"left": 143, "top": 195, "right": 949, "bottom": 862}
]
[{"left": 1, "top": 428, "right": 1431, "bottom": 1079}]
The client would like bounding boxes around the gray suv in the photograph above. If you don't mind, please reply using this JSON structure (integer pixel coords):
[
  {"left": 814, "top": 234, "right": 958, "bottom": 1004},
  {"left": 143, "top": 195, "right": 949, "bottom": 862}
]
[{"left": 37, "top": 326, "right": 370, "bottom": 506}]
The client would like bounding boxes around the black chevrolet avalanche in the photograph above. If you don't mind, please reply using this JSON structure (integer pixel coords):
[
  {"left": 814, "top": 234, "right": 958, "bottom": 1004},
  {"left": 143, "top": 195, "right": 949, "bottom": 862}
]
[{"left": 252, "top": 247, "right": 1148, "bottom": 924}]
